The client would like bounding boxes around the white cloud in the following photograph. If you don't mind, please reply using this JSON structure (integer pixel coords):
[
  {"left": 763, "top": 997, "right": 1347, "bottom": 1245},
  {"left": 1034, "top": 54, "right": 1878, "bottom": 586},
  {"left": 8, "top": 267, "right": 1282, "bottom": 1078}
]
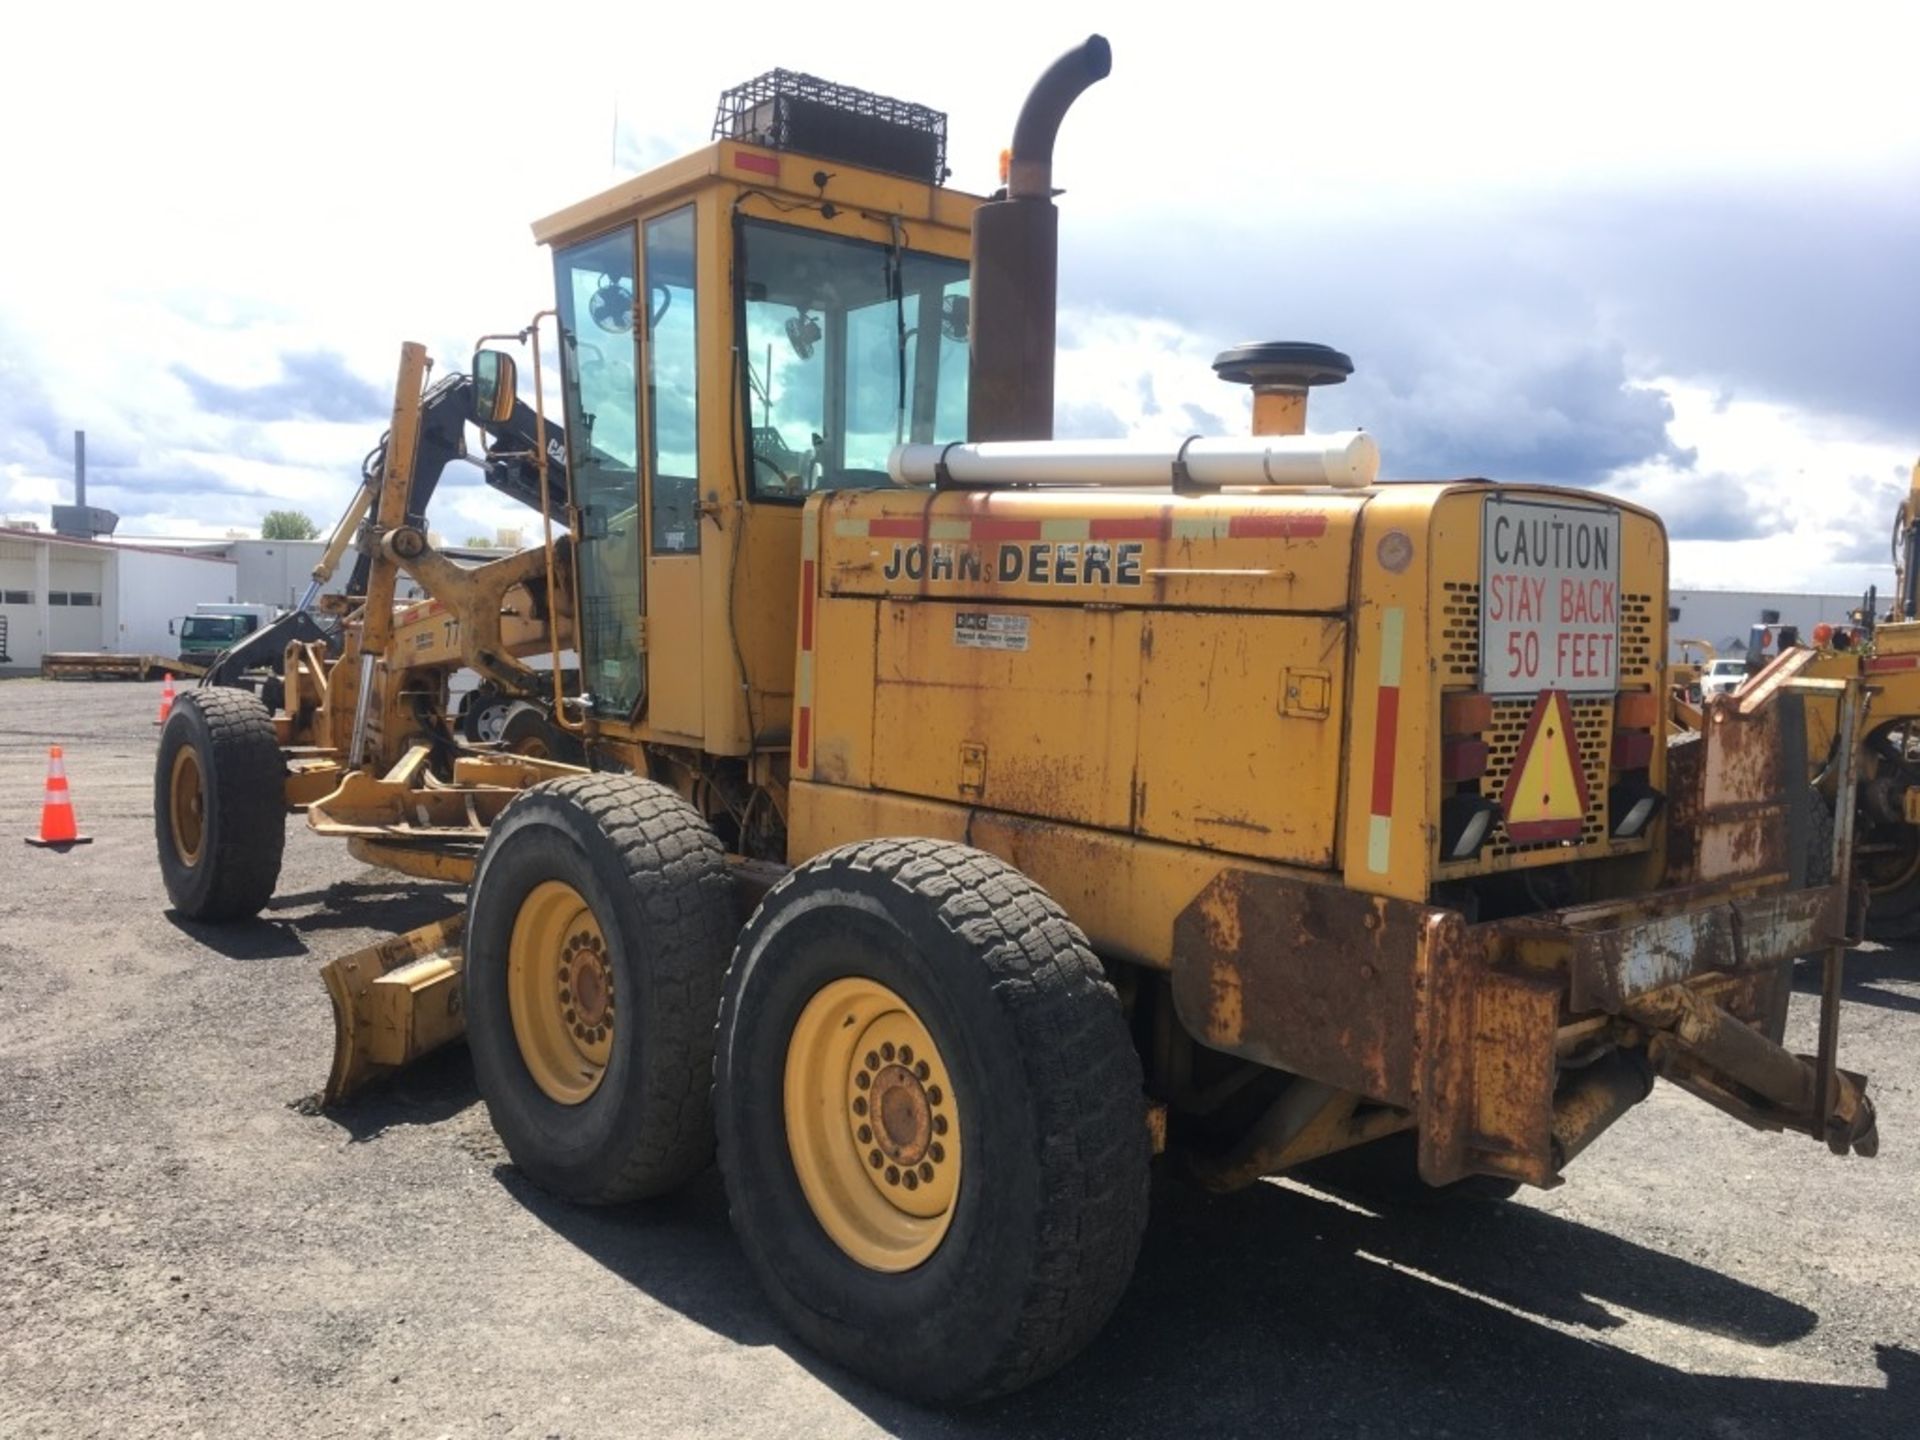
[
  {"left": 1609, "top": 381, "right": 1914, "bottom": 590},
  {"left": 0, "top": 0, "right": 1912, "bottom": 574}
]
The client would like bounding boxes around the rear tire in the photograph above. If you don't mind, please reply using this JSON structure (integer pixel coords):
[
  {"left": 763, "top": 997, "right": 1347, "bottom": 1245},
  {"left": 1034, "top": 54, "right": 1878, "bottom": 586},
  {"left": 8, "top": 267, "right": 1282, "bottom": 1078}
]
[
  {"left": 154, "top": 689, "right": 286, "bottom": 921},
  {"left": 465, "top": 774, "right": 734, "bottom": 1203},
  {"left": 715, "top": 839, "right": 1150, "bottom": 1403}
]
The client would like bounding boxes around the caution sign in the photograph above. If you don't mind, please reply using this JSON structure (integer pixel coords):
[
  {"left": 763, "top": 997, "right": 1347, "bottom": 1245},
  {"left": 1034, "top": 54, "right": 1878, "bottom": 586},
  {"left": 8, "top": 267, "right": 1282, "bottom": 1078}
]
[
  {"left": 1481, "top": 497, "right": 1621, "bottom": 697},
  {"left": 1500, "top": 690, "right": 1591, "bottom": 843}
]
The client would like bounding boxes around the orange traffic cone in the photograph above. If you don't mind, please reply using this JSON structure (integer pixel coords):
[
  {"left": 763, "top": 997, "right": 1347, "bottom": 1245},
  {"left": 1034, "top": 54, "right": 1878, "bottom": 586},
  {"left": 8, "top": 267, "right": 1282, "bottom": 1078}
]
[
  {"left": 155, "top": 673, "right": 176, "bottom": 726},
  {"left": 25, "top": 745, "right": 91, "bottom": 848}
]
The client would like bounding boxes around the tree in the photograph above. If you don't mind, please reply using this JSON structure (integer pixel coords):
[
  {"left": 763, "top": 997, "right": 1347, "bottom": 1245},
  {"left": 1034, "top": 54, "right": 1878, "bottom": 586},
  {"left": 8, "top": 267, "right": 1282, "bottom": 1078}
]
[
  {"left": 261, "top": 510, "right": 318, "bottom": 540},
  {"left": 463, "top": 534, "right": 493, "bottom": 549}
]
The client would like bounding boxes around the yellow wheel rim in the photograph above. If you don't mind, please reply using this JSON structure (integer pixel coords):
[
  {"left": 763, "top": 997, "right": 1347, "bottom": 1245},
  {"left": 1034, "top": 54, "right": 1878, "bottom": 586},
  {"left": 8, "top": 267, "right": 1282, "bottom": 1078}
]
[
  {"left": 507, "top": 880, "right": 615, "bottom": 1105},
  {"left": 168, "top": 746, "right": 205, "bottom": 867},
  {"left": 1862, "top": 827, "right": 1920, "bottom": 897},
  {"left": 783, "top": 977, "right": 962, "bottom": 1272}
]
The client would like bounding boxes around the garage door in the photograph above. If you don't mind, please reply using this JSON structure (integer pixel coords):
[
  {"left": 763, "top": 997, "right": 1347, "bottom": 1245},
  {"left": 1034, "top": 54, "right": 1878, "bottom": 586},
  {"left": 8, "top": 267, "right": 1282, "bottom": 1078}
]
[{"left": 48, "top": 596, "right": 102, "bottom": 652}]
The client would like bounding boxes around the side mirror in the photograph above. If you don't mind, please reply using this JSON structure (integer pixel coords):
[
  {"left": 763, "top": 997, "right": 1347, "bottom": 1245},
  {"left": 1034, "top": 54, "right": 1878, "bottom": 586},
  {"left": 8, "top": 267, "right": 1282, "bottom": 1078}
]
[
  {"left": 471, "top": 350, "right": 517, "bottom": 425},
  {"left": 168, "top": 619, "right": 176, "bottom": 636}
]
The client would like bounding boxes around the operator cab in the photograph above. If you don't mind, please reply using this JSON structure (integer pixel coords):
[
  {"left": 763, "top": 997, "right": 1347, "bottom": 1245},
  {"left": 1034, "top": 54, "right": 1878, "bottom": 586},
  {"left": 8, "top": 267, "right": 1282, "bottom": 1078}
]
[{"left": 474, "top": 72, "right": 979, "bottom": 747}]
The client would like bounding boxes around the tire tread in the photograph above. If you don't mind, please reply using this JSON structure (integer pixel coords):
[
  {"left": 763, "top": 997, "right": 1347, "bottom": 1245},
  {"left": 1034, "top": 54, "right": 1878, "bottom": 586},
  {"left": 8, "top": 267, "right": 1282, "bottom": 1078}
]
[
  {"left": 476, "top": 774, "right": 733, "bottom": 1203},
  {"left": 720, "top": 837, "right": 1149, "bottom": 1400},
  {"left": 157, "top": 688, "right": 285, "bottom": 921}
]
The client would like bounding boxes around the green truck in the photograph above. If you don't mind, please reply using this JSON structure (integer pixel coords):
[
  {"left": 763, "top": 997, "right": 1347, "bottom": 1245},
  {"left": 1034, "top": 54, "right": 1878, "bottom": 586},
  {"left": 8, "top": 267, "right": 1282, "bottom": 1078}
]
[{"left": 172, "top": 603, "right": 278, "bottom": 666}]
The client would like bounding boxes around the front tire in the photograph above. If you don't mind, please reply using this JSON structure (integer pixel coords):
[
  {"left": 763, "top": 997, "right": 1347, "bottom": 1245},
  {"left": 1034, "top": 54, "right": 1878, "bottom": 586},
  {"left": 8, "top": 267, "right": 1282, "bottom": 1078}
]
[
  {"left": 465, "top": 775, "right": 734, "bottom": 1203},
  {"left": 154, "top": 689, "right": 286, "bottom": 921},
  {"left": 499, "top": 702, "right": 584, "bottom": 764},
  {"left": 715, "top": 839, "right": 1150, "bottom": 1403}
]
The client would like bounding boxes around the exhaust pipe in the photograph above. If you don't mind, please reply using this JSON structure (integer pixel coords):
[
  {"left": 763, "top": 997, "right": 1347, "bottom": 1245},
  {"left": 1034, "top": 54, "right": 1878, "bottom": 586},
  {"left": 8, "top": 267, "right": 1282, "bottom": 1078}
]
[{"left": 966, "top": 35, "right": 1112, "bottom": 443}]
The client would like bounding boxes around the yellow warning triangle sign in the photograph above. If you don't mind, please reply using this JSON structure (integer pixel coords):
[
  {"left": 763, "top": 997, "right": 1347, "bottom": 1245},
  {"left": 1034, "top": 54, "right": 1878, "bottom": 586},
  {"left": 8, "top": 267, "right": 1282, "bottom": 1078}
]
[{"left": 1500, "top": 690, "right": 1591, "bottom": 843}]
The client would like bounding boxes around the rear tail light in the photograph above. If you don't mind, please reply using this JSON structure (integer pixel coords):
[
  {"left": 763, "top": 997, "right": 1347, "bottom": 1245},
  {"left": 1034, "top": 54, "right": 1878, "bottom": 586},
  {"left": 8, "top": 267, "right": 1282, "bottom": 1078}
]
[
  {"left": 1440, "top": 691, "right": 1495, "bottom": 858},
  {"left": 1608, "top": 690, "right": 1662, "bottom": 839}
]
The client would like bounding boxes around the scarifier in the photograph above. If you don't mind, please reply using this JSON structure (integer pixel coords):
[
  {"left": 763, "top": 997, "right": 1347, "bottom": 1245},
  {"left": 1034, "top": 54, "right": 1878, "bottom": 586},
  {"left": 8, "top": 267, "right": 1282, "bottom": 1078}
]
[{"left": 154, "top": 37, "right": 1878, "bottom": 1403}]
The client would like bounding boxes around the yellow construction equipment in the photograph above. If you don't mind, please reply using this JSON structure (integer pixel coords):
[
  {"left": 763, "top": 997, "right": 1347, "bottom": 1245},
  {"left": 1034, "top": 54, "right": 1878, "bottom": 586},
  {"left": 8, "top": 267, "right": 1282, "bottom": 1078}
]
[
  {"left": 1710, "top": 456, "right": 1920, "bottom": 940},
  {"left": 154, "top": 37, "right": 1879, "bottom": 1403}
]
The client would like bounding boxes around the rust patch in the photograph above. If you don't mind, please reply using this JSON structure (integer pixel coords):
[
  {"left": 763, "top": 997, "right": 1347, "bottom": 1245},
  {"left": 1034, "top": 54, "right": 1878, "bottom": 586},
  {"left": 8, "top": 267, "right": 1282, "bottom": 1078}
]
[
  {"left": 1665, "top": 695, "right": 1790, "bottom": 885},
  {"left": 1171, "top": 871, "right": 1426, "bottom": 1105}
]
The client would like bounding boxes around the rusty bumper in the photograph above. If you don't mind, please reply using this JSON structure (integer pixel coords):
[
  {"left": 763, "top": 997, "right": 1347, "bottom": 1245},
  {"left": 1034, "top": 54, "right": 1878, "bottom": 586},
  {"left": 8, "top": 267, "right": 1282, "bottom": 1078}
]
[{"left": 1172, "top": 871, "right": 1872, "bottom": 1189}]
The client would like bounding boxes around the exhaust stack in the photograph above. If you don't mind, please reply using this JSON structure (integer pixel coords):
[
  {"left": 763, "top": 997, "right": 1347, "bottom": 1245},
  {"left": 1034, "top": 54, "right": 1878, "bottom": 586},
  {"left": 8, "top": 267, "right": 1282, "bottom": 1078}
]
[{"left": 966, "top": 35, "right": 1111, "bottom": 443}]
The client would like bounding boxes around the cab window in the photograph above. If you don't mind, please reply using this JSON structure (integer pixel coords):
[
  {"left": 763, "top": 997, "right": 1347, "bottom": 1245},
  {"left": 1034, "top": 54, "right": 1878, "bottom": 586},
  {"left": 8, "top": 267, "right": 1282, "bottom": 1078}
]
[
  {"left": 644, "top": 207, "right": 701, "bottom": 553},
  {"left": 738, "top": 219, "right": 968, "bottom": 499}
]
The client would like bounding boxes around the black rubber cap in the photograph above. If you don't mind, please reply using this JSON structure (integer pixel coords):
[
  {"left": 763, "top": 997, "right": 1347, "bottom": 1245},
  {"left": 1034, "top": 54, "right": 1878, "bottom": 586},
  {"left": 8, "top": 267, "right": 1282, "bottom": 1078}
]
[{"left": 1212, "top": 341, "right": 1354, "bottom": 389}]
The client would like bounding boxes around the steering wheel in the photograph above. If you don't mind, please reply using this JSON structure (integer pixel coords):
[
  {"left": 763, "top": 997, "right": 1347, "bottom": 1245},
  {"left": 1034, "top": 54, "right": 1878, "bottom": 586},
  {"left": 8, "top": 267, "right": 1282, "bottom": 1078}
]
[{"left": 752, "top": 452, "right": 801, "bottom": 496}]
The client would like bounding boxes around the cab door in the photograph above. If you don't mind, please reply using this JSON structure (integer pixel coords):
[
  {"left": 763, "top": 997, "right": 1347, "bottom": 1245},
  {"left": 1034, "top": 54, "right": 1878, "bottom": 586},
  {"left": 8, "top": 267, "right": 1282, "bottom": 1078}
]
[{"left": 554, "top": 226, "right": 646, "bottom": 717}]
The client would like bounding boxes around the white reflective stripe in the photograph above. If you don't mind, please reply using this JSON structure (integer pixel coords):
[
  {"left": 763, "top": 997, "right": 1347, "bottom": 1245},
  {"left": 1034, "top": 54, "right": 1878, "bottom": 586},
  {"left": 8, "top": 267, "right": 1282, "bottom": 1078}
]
[
  {"left": 1378, "top": 608, "right": 1404, "bottom": 688},
  {"left": 1367, "top": 815, "right": 1392, "bottom": 874}
]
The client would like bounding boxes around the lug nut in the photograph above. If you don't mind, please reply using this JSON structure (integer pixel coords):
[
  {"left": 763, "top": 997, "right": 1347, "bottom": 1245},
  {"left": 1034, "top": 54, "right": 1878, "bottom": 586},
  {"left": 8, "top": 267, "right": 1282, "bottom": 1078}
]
[
  {"left": 930, "top": 1142, "right": 945, "bottom": 1163},
  {"left": 932, "top": 1115, "right": 948, "bottom": 1135},
  {"left": 881, "top": 1042, "right": 896, "bottom": 1062},
  {"left": 915, "top": 1061, "right": 930, "bottom": 1081},
  {"left": 927, "top": 1085, "right": 943, "bottom": 1105},
  {"left": 855, "top": 1072, "right": 870, "bottom": 1090},
  {"left": 852, "top": 1096, "right": 868, "bottom": 1116},
  {"left": 857, "top": 1124, "right": 873, "bottom": 1144},
  {"left": 899, "top": 1045, "right": 914, "bottom": 1064},
  {"left": 885, "top": 1165, "right": 900, "bottom": 1186},
  {"left": 869, "top": 1149, "right": 883, "bottom": 1168},
  {"left": 865, "top": 1051, "right": 880, "bottom": 1071},
  {"left": 919, "top": 1163, "right": 934, "bottom": 1183}
]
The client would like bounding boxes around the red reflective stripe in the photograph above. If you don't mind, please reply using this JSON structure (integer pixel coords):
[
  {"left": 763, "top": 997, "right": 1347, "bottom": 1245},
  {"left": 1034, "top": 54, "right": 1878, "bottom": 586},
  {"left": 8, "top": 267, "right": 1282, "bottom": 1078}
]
[
  {"left": 1226, "top": 514, "right": 1329, "bottom": 539},
  {"left": 799, "top": 560, "right": 816, "bottom": 651},
  {"left": 1370, "top": 686, "right": 1400, "bottom": 815},
  {"left": 966, "top": 519, "right": 1046, "bottom": 542},
  {"left": 795, "top": 706, "right": 812, "bottom": 770},
  {"left": 866, "top": 518, "right": 923, "bottom": 539},
  {"left": 1867, "top": 655, "right": 1920, "bottom": 673},
  {"left": 733, "top": 149, "right": 779, "bottom": 176},
  {"left": 1088, "top": 517, "right": 1167, "bottom": 541}
]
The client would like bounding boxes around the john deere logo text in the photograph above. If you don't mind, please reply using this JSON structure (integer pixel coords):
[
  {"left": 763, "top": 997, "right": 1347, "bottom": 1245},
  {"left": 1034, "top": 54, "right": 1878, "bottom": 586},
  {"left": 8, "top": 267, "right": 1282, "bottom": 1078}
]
[{"left": 881, "top": 540, "right": 1144, "bottom": 587}]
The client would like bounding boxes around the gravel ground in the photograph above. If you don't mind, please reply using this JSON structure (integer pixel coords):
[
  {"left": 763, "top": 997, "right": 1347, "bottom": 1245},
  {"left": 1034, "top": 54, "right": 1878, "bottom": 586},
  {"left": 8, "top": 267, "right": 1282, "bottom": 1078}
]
[{"left": 1, "top": 677, "right": 1916, "bottom": 1439}]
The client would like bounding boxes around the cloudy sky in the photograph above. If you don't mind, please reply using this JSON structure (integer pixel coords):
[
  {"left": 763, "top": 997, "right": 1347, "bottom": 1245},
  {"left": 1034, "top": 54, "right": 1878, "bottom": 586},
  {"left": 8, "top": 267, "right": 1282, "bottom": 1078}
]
[{"left": 2, "top": 1, "right": 1914, "bottom": 589}]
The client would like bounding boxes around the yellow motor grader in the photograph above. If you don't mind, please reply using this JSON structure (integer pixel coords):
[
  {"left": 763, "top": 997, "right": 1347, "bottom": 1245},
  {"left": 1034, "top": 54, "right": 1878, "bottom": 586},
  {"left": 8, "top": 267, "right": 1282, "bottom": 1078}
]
[
  {"left": 1720, "top": 458, "right": 1920, "bottom": 941},
  {"left": 155, "top": 38, "right": 1879, "bottom": 1403}
]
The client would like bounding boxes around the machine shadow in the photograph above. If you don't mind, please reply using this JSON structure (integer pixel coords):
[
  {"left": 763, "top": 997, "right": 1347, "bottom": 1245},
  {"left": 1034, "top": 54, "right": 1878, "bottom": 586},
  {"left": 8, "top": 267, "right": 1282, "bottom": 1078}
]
[
  {"left": 1793, "top": 946, "right": 1920, "bottom": 1015},
  {"left": 508, "top": 1165, "right": 1912, "bottom": 1438},
  {"left": 168, "top": 880, "right": 461, "bottom": 961},
  {"left": 303, "top": 1043, "right": 479, "bottom": 1141}
]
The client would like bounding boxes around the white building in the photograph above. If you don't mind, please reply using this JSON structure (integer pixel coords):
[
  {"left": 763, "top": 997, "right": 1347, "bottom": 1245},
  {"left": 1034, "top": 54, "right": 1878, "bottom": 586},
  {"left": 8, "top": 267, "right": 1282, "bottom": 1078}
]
[
  {"left": 0, "top": 528, "right": 239, "bottom": 673},
  {"left": 116, "top": 537, "right": 503, "bottom": 609},
  {"left": 1667, "top": 589, "right": 1864, "bottom": 659}
]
